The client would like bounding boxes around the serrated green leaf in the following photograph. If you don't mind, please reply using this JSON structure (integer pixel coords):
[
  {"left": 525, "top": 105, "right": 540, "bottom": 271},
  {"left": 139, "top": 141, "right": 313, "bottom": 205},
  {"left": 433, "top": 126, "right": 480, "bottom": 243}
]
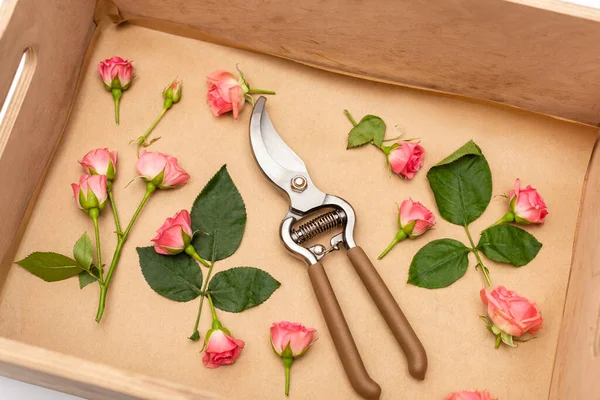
[
  {"left": 477, "top": 225, "right": 542, "bottom": 267},
  {"left": 191, "top": 166, "right": 247, "bottom": 261},
  {"left": 73, "top": 233, "right": 93, "bottom": 270},
  {"left": 427, "top": 140, "right": 492, "bottom": 226},
  {"left": 347, "top": 115, "right": 386, "bottom": 148},
  {"left": 208, "top": 267, "right": 281, "bottom": 312},
  {"left": 16, "top": 252, "right": 83, "bottom": 282},
  {"left": 408, "top": 239, "right": 470, "bottom": 288},
  {"left": 137, "top": 247, "right": 203, "bottom": 302},
  {"left": 78, "top": 266, "right": 100, "bottom": 289}
]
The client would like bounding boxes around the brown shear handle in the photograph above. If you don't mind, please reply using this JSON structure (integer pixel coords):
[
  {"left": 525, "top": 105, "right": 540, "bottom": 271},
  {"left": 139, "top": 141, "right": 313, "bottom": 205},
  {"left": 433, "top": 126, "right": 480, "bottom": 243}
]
[
  {"left": 308, "top": 262, "right": 382, "bottom": 400},
  {"left": 347, "top": 246, "right": 428, "bottom": 380}
]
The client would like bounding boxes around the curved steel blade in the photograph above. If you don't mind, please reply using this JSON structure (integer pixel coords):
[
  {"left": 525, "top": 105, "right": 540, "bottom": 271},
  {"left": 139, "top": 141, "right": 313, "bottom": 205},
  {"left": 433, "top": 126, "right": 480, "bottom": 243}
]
[{"left": 250, "top": 97, "right": 326, "bottom": 213}]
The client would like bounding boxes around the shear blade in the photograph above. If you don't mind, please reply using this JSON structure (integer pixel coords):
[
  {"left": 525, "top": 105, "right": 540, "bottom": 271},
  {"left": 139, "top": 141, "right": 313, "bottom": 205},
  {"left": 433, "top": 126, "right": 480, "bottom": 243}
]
[{"left": 250, "top": 97, "right": 326, "bottom": 212}]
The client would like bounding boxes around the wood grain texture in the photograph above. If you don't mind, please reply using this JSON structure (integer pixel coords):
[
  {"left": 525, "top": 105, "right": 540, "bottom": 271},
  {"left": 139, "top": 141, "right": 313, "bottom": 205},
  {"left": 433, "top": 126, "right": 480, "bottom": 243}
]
[
  {"left": 0, "top": 0, "right": 96, "bottom": 276},
  {"left": 550, "top": 135, "right": 600, "bottom": 399},
  {"left": 109, "top": 0, "right": 600, "bottom": 125},
  {"left": 0, "top": 337, "right": 219, "bottom": 399}
]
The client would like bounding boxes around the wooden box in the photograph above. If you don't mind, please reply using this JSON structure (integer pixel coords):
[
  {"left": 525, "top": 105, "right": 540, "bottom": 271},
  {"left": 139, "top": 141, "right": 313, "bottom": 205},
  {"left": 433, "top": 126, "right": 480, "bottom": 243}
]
[{"left": 1, "top": 0, "right": 599, "bottom": 398}]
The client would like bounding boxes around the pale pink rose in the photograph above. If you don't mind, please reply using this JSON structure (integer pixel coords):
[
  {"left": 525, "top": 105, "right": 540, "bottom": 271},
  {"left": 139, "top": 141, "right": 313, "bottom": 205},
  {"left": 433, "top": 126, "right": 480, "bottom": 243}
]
[
  {"left": 399, "top": 198, "right": 435, "bottom": 238},
  {"left": 71, "top": 175, "right": 108, "bottom": 211},
  {"left": 202, "top": 329, "right": 245, "bottom": 369},
  {"left": 480, "top": 286, "right": 543, "bottom": 337},
  {"left": 136, "top": 151, "right": 190, "bottom": 189},
  {"left": 509, "top": 179, "right": 548, "bottom": 224},
  {"left": 98, "top": 56, "right": 133, "bottom": 89},
  {"left": 270, "top": 321, "right": 316, "bottom": 357},
  {"left": 152, "top": 210, "right": 193, "bottom": 255},
  {"left": 79, "top": 148, "right": 117, "bottom": 180},
  {"left": 388, "top": 142, "right": 425, "bottom": 179},
  {"left": 206, "top": 70, "right": 245, "bottom": 119},
  {"left": 444, "top": 390, "right": 496, "bottom": 400},
  {"left": 163, "top": 79, "right": 182, "bottom": 105}
]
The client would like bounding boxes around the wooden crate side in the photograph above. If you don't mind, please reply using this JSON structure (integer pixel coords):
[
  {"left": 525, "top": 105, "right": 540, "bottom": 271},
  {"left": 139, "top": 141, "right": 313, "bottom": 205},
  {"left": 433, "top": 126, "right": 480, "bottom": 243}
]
[
  {"left": 107, "top": 0, "right": 600, "bottom": 126},
  {"left": 0, "top": 337, "right": 220, "bottom": 399},
  {"left": 0, "top": 0, "right": 97, "bottom": 278},
  {"left": 550, "top": 135, "right": 600, "bottom": 399}
]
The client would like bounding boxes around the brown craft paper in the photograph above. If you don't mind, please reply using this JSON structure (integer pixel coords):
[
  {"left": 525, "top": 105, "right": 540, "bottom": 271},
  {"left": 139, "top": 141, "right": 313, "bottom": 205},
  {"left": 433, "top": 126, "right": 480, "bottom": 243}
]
[{"left": 0, "top": 24, "right": 596, "bottom": 399}]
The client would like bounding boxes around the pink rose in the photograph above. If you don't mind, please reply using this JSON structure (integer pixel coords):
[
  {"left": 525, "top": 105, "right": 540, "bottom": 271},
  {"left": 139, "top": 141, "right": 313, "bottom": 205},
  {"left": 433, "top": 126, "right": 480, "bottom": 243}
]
[
  {"left": 270, "top": 321, "right": 316, "bottom": 357},
  {"left": 79, "top": 148, "right": 117, "bottom": 180},
  {"left": 206, "top": 70, "right": 245, "bottom": 119},
  {"left": 480, "top": 286, "right": 543, "bottom": 338},
  {"left": 444, "top": 390, "right": 496, "bottom": 400},
  {"left": 136, "top": 151, "right": 190, "bottom": 189},
  {"left": 509, "top": 179, "right": 548, "bottom": 224},
  {"left": 379, "top": 198, "right": 435, "bottom": 259},
  {"left": 71, "top": 175, "right": 108, "bottom": 211},
  {"left": 202, "top": 328, "right": 245, "bottom": 369},
  {"left": 163, "top": 79, "right": 182, "bottom": 106},
  {"left": 388, "top": 142, "right": 426, "bottom": 179},
  {"left": 152, "top": 210, "right": 193, "bottom": 255},
  {"left": 98, "top": 56, "right": 133, "bottom": 89},
  {"left": 399, "top": 198, "right": 436, "bottom": 238}
]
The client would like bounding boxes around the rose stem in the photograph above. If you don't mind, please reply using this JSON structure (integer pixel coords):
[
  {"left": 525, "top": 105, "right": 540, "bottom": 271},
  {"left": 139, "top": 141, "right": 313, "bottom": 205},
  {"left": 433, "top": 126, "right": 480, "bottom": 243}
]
[
  {"left": 137, "top": 107, "right": 168, "bottom": 151},
  {"left": 283, "top": 357, "right": 293, "bottom": 396},
  {"left": 343, "top": 109, "right": 358, "bottom": 127},
  {"left": 89, "top": 208, "right": 104, "bottom": 284},
  {"left": 247, "top": 88, "right": 276, "bottom": 95},
  {"left": 464, "top": 224, "right": 492, "bottom": 286},
  {"left": 190, "top": 241, "right": 217, "bottom": 339},
  {"left": 107, "top": 181, "right": 122, "bottom": 236},
  {"left": 378, "top": 230, "right": 408, "bottom": 259},
  {"left": 112, "top": 89, "right": 121, "bottom": 125},
  {"left": 184, "top": 245, "right": 210, "bottom": 268},
  {"left": 489, "top": 212, "right": 515, "bottom": 229},
  {"left": 95, "top": 182, "right": 156, "bottom": 323}
]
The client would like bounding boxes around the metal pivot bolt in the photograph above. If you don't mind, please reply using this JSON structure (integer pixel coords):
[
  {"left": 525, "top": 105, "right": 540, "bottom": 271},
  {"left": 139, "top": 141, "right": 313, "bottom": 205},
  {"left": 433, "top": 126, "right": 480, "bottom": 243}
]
[{"left": 291, "top": 175, "right": 308, "bottom": 192}]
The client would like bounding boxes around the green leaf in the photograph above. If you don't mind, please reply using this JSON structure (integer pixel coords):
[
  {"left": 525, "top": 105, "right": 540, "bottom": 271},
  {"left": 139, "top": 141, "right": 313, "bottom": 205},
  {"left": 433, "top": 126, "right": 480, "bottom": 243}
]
[
  {"left": 78, "top": 266, "right": 100, "bottom": 289},
  {"left": 477, "top": 225, "right": 542, "bottom": 267},
  {"left": 408, "top": 239, "right": 470, "bottom": 288},
  {"left": 15, "top": 252, "right": 83, "bottom": 282},
  {"left": 188, "top": 330, "right": 200, "bottom": 341},
  {"left": 347, "top": 115, "right": 386, "bottom": 148},
  {"left": 73, "top": 233, "right": 93, "bottom": 270},
  {"left": 208, "top": 267, "right": 281, "bottom": 312},
  {"left": 427, "top": 140, "right": 492, "bottom": 226},
  {"left": 137, "top": 247, "right": 203, "bottom": 302},
  {"left": 191, "top": 165, "right": 247, "bottom": 261}
]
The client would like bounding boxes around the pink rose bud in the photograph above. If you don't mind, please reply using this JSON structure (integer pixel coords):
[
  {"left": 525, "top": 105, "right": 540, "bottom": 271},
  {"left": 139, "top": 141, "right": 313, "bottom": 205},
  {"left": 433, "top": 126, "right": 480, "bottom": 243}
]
[
  {"left": 78, "top": 148, "right": 117, "bottom": 181},
  {"left": 270, "top": 322, "right": 316, "bottom": 396},
  {"left": 206, "top": 70, "right": 246, "bottom": 119},
  {"left": 480, "top": 286, "right": 543, "bottom": 348},
  {"left": 152, "top": 210, "right": 193, "bottom": 255},
  {"left": 385, "top": 141, "right": 425, "bottom": 179},
  {"left": 136, "top": 150, "right": 190, "bottom": 190},
  {"left": 379, "top": 198, "right": 435, "bottom": 259},
  {"left": 444, "top": 390, "right": 497, "bottom": 400},
  {"left": 202, "top": 328, "right": 245, "bottom": 369},
  {"left": 163, "top": 79, "right": 182, "bottom": 108},
  {"left": 509, "top": 178, "right": 548, "bottom": 224},
  {"left": 97, "top": 56, "right": 134, "bottom": 125},
  {"left": 71, "top": 175, "right": 108, "bottom": 213}
]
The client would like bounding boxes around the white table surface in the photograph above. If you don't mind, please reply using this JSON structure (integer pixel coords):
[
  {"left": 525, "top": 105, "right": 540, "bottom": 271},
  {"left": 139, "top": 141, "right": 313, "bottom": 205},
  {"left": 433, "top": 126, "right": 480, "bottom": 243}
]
[{"left": 1, "top": 0, "right": 599, "bottom": 398}]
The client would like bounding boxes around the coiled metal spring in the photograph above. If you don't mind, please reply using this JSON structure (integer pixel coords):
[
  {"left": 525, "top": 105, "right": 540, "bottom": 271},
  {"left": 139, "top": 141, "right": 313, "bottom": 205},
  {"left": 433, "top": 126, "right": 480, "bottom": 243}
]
[{"left": 291, "top": 209, "right": 346, "bottom": 244}]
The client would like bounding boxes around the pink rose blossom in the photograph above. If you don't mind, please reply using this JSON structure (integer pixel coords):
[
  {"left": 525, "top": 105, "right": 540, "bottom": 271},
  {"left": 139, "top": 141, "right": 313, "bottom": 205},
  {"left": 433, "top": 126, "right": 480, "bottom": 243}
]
[
  {"left": 202, "top": 329, "right": 245, "bottom": 369},
  {"left": 98, "top": 56, "right": 133, "bottom": 89},
  {"left": 444, "top": 390, "right": 496, "bottom": 400},
  {"left": 509, "top": 179, "right": 548, "bottom": 224},
  {"left": 152, "top": 210, "right": 193, "bottom": 255},
  {"left": 136, "top": 151, "right": 190, "bottom": 189},
  {"left": 270, "top": 321, "right": 316, "bottom": 357},
  {"left": 79, "top": 148, "right": 117, "bottom": 180},
  {"left": 481, "top": 286, "right": 543, "bottom": 338},
  {"left": 388, "top": 142, "right": 426, "bottom": 179},
  {"left": 206, "top": 70, "right": 245, "bottom": 119},
  {"left": 399, "top": 198, "right": 436, "bottom": 238},
  {"left": 71, "top": 175, "right": 108, "bottom": 211}
]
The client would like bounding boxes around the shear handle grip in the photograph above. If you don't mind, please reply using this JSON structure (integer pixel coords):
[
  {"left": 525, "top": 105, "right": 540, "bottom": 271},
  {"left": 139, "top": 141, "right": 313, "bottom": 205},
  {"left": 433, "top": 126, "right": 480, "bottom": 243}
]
[
  {"left": 347, "top": 246, "right": 428, "bottom": 380},
  {"left": 308, "top": 262, "right": 381, "bottom": 400}
]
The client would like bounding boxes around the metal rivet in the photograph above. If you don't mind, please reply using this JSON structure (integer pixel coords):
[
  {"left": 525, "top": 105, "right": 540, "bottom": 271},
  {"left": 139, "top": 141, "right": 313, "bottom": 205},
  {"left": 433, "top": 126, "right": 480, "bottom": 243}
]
[
  {"left": 291, "top": 175, "right": 308, "bottom": 192},
  {"left": 313, "top": 245, "right": 325, "bottom": 255}
]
